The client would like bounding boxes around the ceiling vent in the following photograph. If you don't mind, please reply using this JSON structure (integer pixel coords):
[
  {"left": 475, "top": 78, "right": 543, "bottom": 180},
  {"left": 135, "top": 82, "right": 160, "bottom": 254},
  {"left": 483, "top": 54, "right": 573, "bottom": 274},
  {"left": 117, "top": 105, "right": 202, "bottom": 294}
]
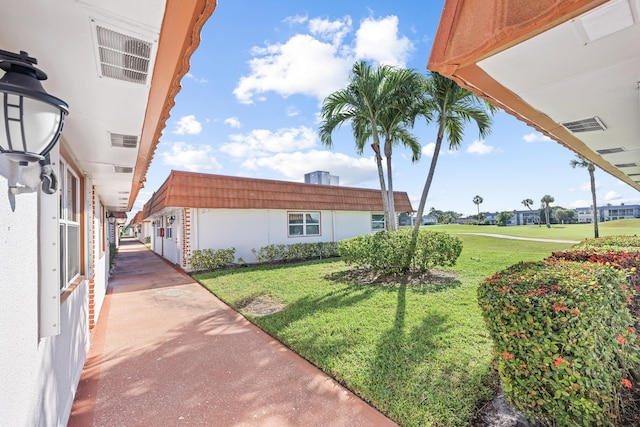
[
  {"left": 596, "top": 147, "right": 625, "bottom": 155},
  {"left": 614, "top": 163, "right": 637, "bottom": 168},
  {"left": 114, "top": 166, "right": 134, "bottom": 174},
  {"left": 110, "top": 133, "right": 138, "bottom": 148},
  {"left": 628, "top": 173, "right": 640, "bottom": 177},
  {"left": 94, "top": 23, "right": 152, "bottom": 85},
  {"left": 561, "top": 116, "right": 607, "bottom": 133}
]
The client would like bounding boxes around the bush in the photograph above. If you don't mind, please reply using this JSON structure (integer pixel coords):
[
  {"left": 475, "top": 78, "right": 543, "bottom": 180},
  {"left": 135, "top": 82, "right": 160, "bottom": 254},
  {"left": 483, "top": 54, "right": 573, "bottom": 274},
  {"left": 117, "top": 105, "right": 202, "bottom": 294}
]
[
  {"left": 576, "top": 235, "right": 640, "bottom": 249},
  {"left": 251, "top": 242, "right": 339, "bottom": 263},
  {"left": 143, "top": 236, "right": 150, "bottom": 245},
  {"left": 189, "top": 248, "right": 236, "bottom": 272},
  {"left": 547, "top": 249, "right": 640, "bottom": 289},
  {"left": 109, "top": 242, "right": 117, "bottom": 271},
  {"left": 337, "top": 228, "right": 462, "bottom": 275},
  {"left": 478, "top": 260, "right": 639, "bottom": 426}
]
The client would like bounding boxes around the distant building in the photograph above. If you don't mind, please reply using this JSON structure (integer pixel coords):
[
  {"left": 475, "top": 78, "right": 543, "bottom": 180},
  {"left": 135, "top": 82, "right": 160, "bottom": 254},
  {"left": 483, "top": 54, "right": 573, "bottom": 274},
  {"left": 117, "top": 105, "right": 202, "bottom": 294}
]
[
  {"left": 304, "top": 171, "right": 339, "bottom": 186},
  {"left": 575, "top": 203, "right": 640, "bottom": 223}
]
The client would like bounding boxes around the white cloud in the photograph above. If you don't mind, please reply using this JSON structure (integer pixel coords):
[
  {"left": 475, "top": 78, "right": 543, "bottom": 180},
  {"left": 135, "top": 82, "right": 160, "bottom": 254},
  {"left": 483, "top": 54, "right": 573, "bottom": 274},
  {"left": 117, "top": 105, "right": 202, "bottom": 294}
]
[
  {"left": 233, "top": 34, "right": 352, "bottom": 104},
  {"left": 422, "top": 143, "right": 436, "bottom": 157},
  {"left": 184, "top": 72, "right": 208, "bottom": 83},
  {"left": 173, "top": 115, "right": 202, "bottom": 135},
  {"left": 604, "top": 190, "right": 622, "bottom": 201},
  {"left": 220, "top": 126, "right": 317, "bottom": 158},
  {"left": 309, "top": 16, "right": 352, "bottom": 45},
  {"left": 353, "top": 16, "right": 413, "bottom": 67},
  {"left": 568, "top": 199, "right": 592, "bottom": 208},
  {"left": 523, "top": 132, "right": 552, "bottom": 143},
  {"left": 241, "top": 150, "right": 376, "bottom": 185},
  {"left": 286, "top": 106, "right": 300, "bottom": 117},
  {"left": 224, "top": 117, "right": 241, "bottom": 128},
  {"left": 283, "top": 15, "right": 308, "bottom": 26},
  {"left": 160, "top": 142, "right": 222, "bottom": 172},
  {"left": 466, "top": 140, "right": 495, "bottom": 155}
]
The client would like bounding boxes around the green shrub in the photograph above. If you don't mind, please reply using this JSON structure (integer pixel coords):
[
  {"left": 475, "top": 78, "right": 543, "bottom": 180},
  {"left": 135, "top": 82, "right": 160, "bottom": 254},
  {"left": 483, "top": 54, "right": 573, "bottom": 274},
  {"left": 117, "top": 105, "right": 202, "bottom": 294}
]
[
  {"left": 189, "top": 248, "right": 236, "bottom": 272},
  {"left": 251, "top": 242, "right": 339, "bottom": 263},
  {"left": 109, "top": 242, "right": 117, "bottom": 271},
  {"left": 478, "top": 260, "right": 639, "bottom": 426},
  {"left": 143, "top": 236, "right": 151, "bottom": 245},
  {"left": 576, "top": 235, "right": 640, "bottom": 249},
  {"left": 337, "top": 228, "right": 462, "bottom": 275}
]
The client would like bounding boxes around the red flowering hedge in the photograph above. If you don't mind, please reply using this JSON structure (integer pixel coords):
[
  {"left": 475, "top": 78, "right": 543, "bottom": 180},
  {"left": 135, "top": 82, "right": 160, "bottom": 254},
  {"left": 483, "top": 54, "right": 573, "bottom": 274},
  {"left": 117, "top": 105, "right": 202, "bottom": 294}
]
[
  {"left": 478, "top": 260, "right": 639, "bottom": 426},
  {"left": 546, "top": 249, "right": 640, "bottom": 289}
]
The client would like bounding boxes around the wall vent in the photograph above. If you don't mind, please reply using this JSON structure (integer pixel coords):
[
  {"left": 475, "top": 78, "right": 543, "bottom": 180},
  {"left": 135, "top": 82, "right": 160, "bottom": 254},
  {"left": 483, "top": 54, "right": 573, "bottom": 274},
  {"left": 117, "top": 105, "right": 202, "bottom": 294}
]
[
  {"left": 114, "top": 166, "right": 134, "bottom": 174},
  {"left": 627, "top": 173, "right": 640, "bottom": 177},
  {"left": 614, "top": 163, "right": 637, "bottom": 168},
  {"left": 95, "top": 24, "right": 152, "bottom": 85},
  {"left": 596, "top": 147, "right": 625, "bottom": 155},
  {"left": 109, "top": 133, "right": 138, "bottom": 148},
  {"left": 561, "top": 116, "right": 606, "bottom": 133}
]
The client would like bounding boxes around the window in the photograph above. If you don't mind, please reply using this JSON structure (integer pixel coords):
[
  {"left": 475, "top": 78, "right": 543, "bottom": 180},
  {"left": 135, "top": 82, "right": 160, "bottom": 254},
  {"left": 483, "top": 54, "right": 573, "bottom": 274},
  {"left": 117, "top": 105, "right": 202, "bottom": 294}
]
[
  {"left": 371, "top": 213, "right": 385, "bottom": 230},
  {"left": 288, "top": 212, "right": 320, "bottom": 236},
  {"left": 59, "top": 161, "right": 80, "bottom": 289},
  {"left": 166, "top": 225, "right": 173, "bottom": 239}
]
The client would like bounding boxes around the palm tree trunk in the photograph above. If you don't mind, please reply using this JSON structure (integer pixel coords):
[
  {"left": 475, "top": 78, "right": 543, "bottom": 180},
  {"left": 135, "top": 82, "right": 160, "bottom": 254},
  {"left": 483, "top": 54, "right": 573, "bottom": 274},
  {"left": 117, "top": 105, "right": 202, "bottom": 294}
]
[
  {"left": 589, "top": 165, "right": 599, "bottom": 238},
  {"left": 406, "top": 129, "right": 444, "bottom": 269},
  {"left": 384, "top": 137, "right": 396, "bottom": 231},
  {"left": 371, "top": 142, "right": 391, "bottom": 231}
]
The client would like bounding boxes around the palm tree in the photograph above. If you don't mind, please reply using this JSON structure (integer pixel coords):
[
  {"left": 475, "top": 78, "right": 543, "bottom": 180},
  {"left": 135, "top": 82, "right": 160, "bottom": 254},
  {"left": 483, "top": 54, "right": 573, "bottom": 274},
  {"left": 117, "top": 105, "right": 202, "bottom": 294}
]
[
  {"left": 570, "top": 156, "right": 599, "bottom": 238},
  {"left": 412, "top": 72, "right": 494, "bottom": 234},
  {"left": 375, "top": 68, "right": 425, "bottom": 230},
  {"left": 521, "top": 198, "right": 538, "bottom": 226},
  {"left": 473, "top": 195, "right": 483, "bottom": 224},
  {"left": 540, "top": 195, "right": 555, "bottom": 228},
  {"left": 319, "top": 61, "right": 423, "bottom": 231}
]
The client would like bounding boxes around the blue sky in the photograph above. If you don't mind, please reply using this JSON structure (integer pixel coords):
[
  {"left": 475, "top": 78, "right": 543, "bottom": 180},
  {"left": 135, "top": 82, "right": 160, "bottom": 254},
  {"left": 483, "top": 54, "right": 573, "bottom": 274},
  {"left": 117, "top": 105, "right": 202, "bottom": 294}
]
[{"left": 134, "top": 0, "right": 640, "bottom": 218}]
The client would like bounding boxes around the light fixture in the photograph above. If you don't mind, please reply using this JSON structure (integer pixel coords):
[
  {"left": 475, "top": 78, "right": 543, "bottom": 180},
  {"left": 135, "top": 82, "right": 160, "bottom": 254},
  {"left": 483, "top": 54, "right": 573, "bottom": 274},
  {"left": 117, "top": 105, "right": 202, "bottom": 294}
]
[
  {"left": 107, "top": 212, "right": 116, "bottom": 225},
  {"left": 152, "top": 220, "right": 156, "bottom": 226},
  {"left": 168, "top": 215, "right": 175, "bottom": 225},
  {"left": 0, "top": 50, "right": 68, "bottom": 164}
]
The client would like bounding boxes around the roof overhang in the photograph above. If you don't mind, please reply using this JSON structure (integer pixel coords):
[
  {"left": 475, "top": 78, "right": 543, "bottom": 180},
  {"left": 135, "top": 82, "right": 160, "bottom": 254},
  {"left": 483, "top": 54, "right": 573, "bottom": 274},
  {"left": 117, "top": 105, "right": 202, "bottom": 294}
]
[
  {"left": 428, "top": 0, "right": 640, "bottom": 192},
  {"left": 0, "top": 0, "right": 216, "bottom": 214}
]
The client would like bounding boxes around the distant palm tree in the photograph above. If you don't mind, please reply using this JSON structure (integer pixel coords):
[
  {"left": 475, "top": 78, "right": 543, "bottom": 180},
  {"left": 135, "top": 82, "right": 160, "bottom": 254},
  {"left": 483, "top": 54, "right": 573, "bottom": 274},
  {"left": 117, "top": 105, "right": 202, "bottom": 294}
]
[
  {"left": 540, "top": 195, "right": 555, "bottom": 228},
  {"left": 319, "top": 61, "right": 423, "bottom": 231},
  {"left": 521, "top": 198, "right": 538, "bottom": 226},
  {"left": 570, "top": 156, "right": 599, "bottom": 238},
  {"left": 473, "top": 195, "right": 483, "bottom": 224}
]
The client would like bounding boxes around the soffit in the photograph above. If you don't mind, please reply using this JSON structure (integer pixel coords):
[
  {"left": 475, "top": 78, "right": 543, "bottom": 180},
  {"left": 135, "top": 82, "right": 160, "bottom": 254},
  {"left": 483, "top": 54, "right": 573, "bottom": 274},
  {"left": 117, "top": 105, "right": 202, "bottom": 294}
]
[{"left": 429, "top": 0, "right": 640, "bottom": 191}]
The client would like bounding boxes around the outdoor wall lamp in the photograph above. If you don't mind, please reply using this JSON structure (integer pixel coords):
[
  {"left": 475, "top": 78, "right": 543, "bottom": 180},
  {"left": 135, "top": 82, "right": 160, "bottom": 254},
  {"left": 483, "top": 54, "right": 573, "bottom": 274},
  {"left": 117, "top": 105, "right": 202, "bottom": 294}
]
[
  {"left": 152, "top": 221, "right": 156, "bottom": 226},
  {"left": 168, "top": 215, "right": 175, "bottom": 225},
  {"left": 107, "top": 212, "right": 116, "bottom": 225},
  {"left": 0, "top": 50, "right": 68, "bottom": 164}
]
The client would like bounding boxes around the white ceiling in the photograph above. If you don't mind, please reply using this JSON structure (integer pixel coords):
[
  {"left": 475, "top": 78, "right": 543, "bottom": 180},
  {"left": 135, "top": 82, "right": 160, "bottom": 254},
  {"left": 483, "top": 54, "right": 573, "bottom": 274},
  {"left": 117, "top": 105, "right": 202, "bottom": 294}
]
[
  {"left": 0, "top": 0, "right": 166, "bottom": 212},
  {"left": 478, "top": 0, "right": 640, "bottom": 188}
]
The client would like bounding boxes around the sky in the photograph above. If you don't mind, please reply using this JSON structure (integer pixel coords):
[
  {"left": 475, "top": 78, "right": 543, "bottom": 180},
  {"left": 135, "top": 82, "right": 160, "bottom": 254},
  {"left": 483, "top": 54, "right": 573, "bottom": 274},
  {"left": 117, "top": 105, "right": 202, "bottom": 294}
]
[{"left": 132, "top": 0, "right": 640, "bottom": 219}]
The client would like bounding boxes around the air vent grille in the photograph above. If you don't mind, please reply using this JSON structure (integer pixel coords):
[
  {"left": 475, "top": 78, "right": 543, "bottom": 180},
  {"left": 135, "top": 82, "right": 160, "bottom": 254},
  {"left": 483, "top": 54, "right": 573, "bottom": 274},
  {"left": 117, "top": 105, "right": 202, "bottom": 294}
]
[
  {"left": 596, "top": 147, "right": 624, "bottom": 155},
  {"left": 614, "top": 163, "right": 637, "bottom": 168},
  {"left": 627, "top": 173, "right": 640, "bottom": 177},
  {"left": 96, "top": 25, "right": 152, "bottom": 85},
  {"left": 114, "top": 166, "right": 134, "bottom": 174},
  {"left": 110, "top": 133, "right": 138, "bottom": 148},
  {"left": 561, "top": 116, "right": 606, "bottom": 133}
]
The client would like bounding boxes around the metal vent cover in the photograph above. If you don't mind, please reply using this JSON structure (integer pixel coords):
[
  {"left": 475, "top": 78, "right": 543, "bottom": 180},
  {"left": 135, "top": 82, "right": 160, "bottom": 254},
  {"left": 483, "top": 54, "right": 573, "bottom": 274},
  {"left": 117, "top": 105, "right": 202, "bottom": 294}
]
[
  {"left": 114, "top": 166, "right": 134, "bottom": 173},
  {"left": 94, "top": 23, "right": 152, "bottom": 85},
  {"left": 561, "top": 116, "right": 607, "bottom": 133},
  {"left": 109, "top": 132, "right": 138, "bottom": 148},
  {"left": 596, "top": 147, "right": 625, "bottom": 155},
  {"left": 614, "top": 163, "right": 637, "bottom": 168}
]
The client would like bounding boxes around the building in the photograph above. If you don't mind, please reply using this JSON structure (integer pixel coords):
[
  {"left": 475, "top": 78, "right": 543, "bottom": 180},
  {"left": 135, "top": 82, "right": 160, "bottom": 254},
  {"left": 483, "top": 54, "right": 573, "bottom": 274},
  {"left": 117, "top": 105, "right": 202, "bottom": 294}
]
[
  {"left": 576, "top": 203, "right": 640, "bottom": 223},
  {"left": 428, "top": 0, "right": 640, "bottom": 194},
  {"left": 0, "top": 1, "right": 216, "bottom": 425},
  {"left": 142, "top": 170, "right": 413, "bottom": 269}
]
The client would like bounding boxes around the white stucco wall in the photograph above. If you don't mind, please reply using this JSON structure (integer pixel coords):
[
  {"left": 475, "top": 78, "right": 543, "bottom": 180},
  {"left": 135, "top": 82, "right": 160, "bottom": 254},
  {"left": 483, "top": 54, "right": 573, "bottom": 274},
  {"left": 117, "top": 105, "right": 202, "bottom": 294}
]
[
  {"left": 192, "top": 208, "right": 377, "bottom": 264},
  {"left": 0, "top": 150, "right": 95, "bottom": 426}
]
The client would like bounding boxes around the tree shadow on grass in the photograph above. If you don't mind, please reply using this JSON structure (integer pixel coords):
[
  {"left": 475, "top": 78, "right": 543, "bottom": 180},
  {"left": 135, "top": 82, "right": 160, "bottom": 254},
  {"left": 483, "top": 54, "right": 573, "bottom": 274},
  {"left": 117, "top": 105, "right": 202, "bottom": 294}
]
[{"left": 325, "top": 268, "right": 462, "bottom": 294}]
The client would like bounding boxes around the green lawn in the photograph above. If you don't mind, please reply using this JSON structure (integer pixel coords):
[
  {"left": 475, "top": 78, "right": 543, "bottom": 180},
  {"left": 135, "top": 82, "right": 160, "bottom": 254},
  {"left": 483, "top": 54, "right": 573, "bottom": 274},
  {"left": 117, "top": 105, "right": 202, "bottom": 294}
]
[{"left": 194, "top": 220, "right": 639, "bottom": 426}]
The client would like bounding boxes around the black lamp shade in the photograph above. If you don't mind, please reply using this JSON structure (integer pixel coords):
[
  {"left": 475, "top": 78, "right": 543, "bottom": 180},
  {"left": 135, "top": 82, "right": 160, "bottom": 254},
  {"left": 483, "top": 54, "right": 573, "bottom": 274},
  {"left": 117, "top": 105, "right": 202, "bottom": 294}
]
[{"left": 0, "top": 52, "right": 68, "bottom": 163}]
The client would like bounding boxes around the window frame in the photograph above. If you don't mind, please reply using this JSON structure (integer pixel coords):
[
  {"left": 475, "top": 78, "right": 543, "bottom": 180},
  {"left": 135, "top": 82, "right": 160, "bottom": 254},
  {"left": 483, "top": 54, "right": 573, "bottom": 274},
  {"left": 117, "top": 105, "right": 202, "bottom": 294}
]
[
  {"left": 287, "top": 211, "right": 321, "bottom": 237},
  {"left": 59, "top": 160, "right": 81, "bottom": 290},
  {"left": 371, "top": 213, "right": 385, "bottom": 231}
]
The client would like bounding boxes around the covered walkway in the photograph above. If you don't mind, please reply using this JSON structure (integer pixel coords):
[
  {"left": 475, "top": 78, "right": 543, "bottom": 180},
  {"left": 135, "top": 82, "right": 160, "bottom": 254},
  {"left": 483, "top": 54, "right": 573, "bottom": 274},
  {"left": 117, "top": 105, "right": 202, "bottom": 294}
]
[{"left": 68, "top": 239, "right": 396, "bottom": 426}]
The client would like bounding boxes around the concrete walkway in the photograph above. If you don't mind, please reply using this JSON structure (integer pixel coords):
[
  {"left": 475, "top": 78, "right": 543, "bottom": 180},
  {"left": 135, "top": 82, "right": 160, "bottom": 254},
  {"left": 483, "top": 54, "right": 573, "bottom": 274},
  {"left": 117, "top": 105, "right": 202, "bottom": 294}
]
[
  {"left": 68, "top": 239, "right": 396, "bottom": 427},
  {"left": 457, "top": 232, "right": 580, "bottom": 244}
]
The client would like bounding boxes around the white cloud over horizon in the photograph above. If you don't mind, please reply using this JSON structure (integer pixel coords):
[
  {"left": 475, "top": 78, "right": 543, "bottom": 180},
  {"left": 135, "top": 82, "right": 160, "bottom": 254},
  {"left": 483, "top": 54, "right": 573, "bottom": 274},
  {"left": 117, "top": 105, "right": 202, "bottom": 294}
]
[
  {"left": 466, "top": 140, "right": 495, "bottom": 155},
  {"left": 220, "top": 126, "right": 318, "bottom": 158},
  {"left": 160, "top": 142, "right": 222, "bottom": 172},
  {"left": 523, "top": 132, "right": 552, "bottom": 143}
]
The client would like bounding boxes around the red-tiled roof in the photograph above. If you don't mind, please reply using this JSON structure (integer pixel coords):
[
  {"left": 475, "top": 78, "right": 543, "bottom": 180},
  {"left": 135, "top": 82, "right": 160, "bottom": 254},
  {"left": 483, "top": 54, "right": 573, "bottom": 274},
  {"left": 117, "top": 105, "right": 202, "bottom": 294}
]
[{"left": 144, "top": 170, "right": 413, "bottom": 218}]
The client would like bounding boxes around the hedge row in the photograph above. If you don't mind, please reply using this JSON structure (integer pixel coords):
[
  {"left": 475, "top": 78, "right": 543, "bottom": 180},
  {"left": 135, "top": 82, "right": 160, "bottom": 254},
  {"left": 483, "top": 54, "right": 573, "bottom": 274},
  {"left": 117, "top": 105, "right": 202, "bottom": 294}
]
[
  {"left": 478, "top": 235, "right": 640, "bottom": 426},
  {"left": 251, "top": 241, "right": 339, "bottom": 263}
]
